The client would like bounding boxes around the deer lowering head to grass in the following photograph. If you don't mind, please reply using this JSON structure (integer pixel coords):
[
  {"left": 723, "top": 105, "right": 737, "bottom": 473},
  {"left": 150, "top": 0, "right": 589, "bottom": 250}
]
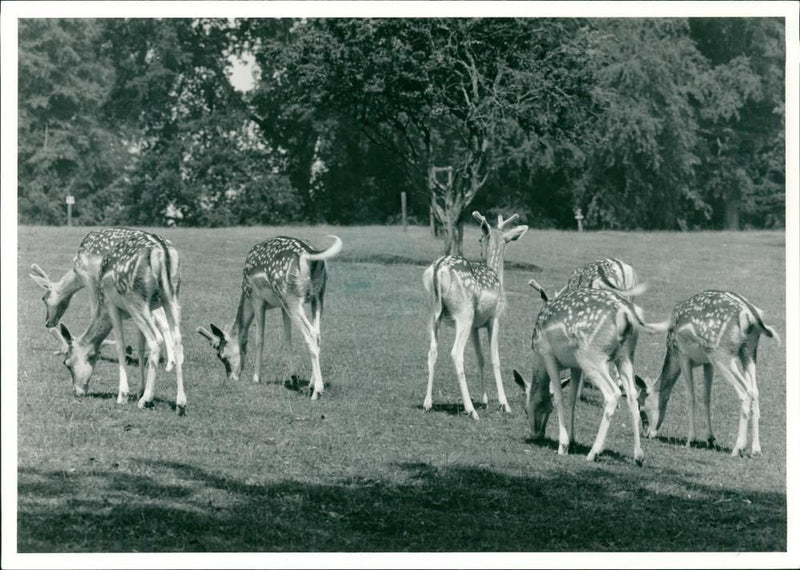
[
  {"left": 513, "top": 287, "right": 668, "bottom": 464},
  {"left": 30, "top": 227, "right": 174, "bottom": 362},
  {"left": 197, "top": 235, "right": 342, "bottom": 400},
  {"left": 422, "top": 211, "right": 528, "bottom": 420},
  {"left": 52, "top": 231, "right": 186, "bottom": 414},
  {"left": 635, "top": 291, "right": 780, "bottom": 457}
]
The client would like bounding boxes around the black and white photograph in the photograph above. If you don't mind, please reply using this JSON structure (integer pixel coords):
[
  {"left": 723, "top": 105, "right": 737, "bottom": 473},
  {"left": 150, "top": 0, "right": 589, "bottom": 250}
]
[{"left": 2, "top": 1, "right": 798, "bottom": 568}]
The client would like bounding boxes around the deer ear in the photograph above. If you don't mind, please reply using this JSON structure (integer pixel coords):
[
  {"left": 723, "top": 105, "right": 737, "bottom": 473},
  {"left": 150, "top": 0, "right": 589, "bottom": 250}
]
[
  {"left": 503, "top": 225, "right": 528, "bottom": 243},
  {"left": 209, "top": 323, "right": 226, "bottom": 339},
  {"left": 29, "top": 273, "right": 51, "bottom": 290},
  {"left": 59, "top": 323, "right": 73, "bottom": 343},
  {"left": 512, "top": 369, "right": 529, "bottom": 390}
]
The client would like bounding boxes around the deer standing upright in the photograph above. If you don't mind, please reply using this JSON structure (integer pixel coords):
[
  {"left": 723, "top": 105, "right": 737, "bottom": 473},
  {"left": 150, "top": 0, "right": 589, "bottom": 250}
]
[
  {"left": 423, "top": 211, "right": 528, "bottom": 420},
  {"left": 52, "top": 231, "right": 187, "bottom": 414},
  {"left": 513, "top": 287, "right": 668, "bottom": 464},
  {"left": 197, "top": 235, "right": 342, "bottom": 400},
  {"left": 635, "top": 291, "right": 779, "bottom": 457}
]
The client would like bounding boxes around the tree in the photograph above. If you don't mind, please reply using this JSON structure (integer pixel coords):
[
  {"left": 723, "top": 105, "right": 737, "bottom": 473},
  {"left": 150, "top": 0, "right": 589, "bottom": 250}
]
[{"left": 18, "top": 19, "right": 128, "bottom": 225}]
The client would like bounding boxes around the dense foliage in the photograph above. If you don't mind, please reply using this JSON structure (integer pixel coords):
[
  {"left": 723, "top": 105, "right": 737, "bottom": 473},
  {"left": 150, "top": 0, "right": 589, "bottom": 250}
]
[{"left": 18, "top": 18, "right": 785, "bottom": 235}]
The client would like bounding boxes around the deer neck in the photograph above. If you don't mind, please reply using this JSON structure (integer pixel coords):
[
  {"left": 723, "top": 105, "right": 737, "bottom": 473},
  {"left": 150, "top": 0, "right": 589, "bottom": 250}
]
[
  {"left": 230, "top": 291, "right": 256, "bottom": 351},
  {"left": 54, "top": 269, "right": 86, "bottom": 299},
  {"left": 78, "top": 311, "right": 114, "bottom": 353},
  {"left": 483, "top": 240, "right": 506, "bottom": 288}
]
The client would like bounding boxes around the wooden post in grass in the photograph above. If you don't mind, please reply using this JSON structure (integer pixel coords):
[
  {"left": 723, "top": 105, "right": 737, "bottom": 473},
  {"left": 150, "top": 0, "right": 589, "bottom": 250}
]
[
  {"left": 66, "top": 195, "right": 75, "bottom": 227},
  {"left": 401, "top": 192, "right": 407, "bottom": 232},
  {"left": 574, "top": 207, "right": 584, "bottom": 233}
]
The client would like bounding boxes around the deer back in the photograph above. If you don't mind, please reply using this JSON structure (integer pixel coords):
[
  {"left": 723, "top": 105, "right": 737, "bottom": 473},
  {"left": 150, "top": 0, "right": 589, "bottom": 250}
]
[
  {"left": 532, "top": 288, "right": 637, "bottom": 365},
  {"left": 668, "top": 290, "right": 776, "bottom": 360},
  {"left": 242, "top": 236, "right": 327, "bottom": 303}
]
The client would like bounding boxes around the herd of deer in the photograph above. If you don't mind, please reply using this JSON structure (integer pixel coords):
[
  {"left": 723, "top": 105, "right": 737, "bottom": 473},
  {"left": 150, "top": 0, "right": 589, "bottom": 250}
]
[{"left": 29, "top": 211, "right": 779, "bottom": 465}]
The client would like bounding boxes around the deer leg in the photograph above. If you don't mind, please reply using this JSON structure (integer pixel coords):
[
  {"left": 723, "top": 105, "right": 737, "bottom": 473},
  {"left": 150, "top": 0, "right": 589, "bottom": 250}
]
[
  {"left": 575, "top": 371, "right": 586, "bottom": 402},
  {"left": 702, "top": 364, "right": 716, "bottom": 447},
  {"left": 679, "top": 358, "right": 697, "bottom": 446},
  {"left": 137, "top": 330, "right": 146, "bottom": 399},
  {"left": 282, "top": 309, "right": 296, "bottom": 382},
  {"left": 711, "top": 356, "right": 752, "bottom": 457},
  {"left": 471, "top": 328, "right": 487, "bottom": 407},
  {"left": 742, "top": 344, "right": 760, "bottom": 456},
  {"left": 311, "top": 295, "right": 323, "bottom": 348},
  {"left": 251, "top": 299, "right": 266, "bottom": 384},
  {"left": 568, "top": 368, "right": 582, "bottom": 449},
  {"left": 288, "top": 301, "right": 324, "bottom": 400},
  {"left": 105, "top": 302, "right": 130, "bottom": 404},
  {"left": 488, "top": 318, "right": 511, "bottom": 413},
  {"left": 451, "top": 317, "right": 478, "bottom": 420},
  {"left": 153, "top": 308, "right": 175, "bottom": 372},
  {"left": 423, "top": 314, "right": 440, "bottom": 412},
  {"left": 580, "top": 354, "right": 622, "bottom": 462},
  {"left": 618, "top": 356, "right": 643, "bottom": 465},
  {"left": 543, "top": 356, "right": 569, "bottom": 454},
  {"left": 161, "top": 297, "right": 186, "bottom": 414}
]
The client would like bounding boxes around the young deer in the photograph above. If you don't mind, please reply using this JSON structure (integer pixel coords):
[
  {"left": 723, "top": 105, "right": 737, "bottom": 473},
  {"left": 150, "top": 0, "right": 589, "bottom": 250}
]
[
  {"left": 52, "top": 232, "right": 186, "bottom": 414},
  {"left": 513, "top": 287, "right": 668, "bottom": 464},
  {"left": 30, "top": 227, "right": 174, "bottom": 364},
  {"left": 555, "top": 258, "right": 647, "bottom": 299},
  {"left": 423, "top": 211, "right": 528, "bottom": 420},
  {"left": 197, "top": 235, "right": 342, "bottom": 400},
  {"left": 635, "top": 291, "right": 780, "bottom": 457}
]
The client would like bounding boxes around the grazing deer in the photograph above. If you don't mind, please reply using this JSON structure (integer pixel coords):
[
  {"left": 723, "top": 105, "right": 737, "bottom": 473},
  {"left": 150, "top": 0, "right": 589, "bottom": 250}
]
[
  {"left": 635, "top": 291, "right": 780, "bottom": 457},
  {"left": 197, "top": 235, "right": 343, "bottom": 400},
  {"left": 422, "top": 211, "right": 528, "bottom": 420},
  {"left": 555, "top": 258, "right": 647, "bottom": 299},
  {"left": 513, "top": 287, "right": 668, "bottom": 464},
  {"left": 30, "top": 228, "right": 174, "bottom": 364},
  {"left": 52, "top": 232, "right": 186, "bottom": 414}
]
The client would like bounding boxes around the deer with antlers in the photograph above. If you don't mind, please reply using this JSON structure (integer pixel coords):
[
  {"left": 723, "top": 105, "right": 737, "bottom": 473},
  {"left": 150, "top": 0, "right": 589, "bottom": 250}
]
[
  {"left": 30, "top": 228, "right": 174, "bottom": 364},
  {"left": 52, "top": 231, "right": 186, "bottom": 414},
  {"left": 197, "top": 235, "right": 342, "bottom": 400},
  {"left": 422, "top": 211, "right": 528, "bottom": 420},
  {"left": 513, "top": 287, "right": 668, "bottom": 464},
  {"left": 635, "top": 291, "right": 779, "bottom": 457}
]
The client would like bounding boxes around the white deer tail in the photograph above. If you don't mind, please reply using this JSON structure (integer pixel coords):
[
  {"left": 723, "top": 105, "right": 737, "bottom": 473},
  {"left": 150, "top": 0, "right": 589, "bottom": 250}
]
[
  {"left": 304, "top": 235, "right": 343, "bottom": 262},
  {"left": 631, "top": 304, "right": 670, "bottom": 334}
]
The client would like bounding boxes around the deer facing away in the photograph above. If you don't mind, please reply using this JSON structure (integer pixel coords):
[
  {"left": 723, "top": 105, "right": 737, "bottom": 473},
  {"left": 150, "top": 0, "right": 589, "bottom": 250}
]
[
  {"left": 197, "top": 235, "right": 342, "bottom": 400},
  {"left": 423, "top": 211, "right": 528, "bottom": 420},
  {"left": 635, "top": 290, "right": 780, "bottom": 457}
]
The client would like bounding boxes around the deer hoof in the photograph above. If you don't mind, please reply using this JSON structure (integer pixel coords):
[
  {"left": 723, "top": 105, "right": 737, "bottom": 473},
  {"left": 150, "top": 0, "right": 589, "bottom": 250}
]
[
  {"left": 467, "top": 410, "right": 480, "bottom": 421},
  {"left": 138, "top": 399, "right": 155, "bottom": 410},
  {"left": 499, "top": 403, "right": 512, "bottom": 413},
  {"left": 176, "top": 405, "right": 186, "bottom": 417},
  {"left": 252, "top": 374, "right": 261, "bottom": 384},
  {"left": 116, "top": 392, "right": 128, "bottom": 405},
  {"left": 635, "top": 457, "right": 644, "bottom": 467},
  {"left": 751, "top": 449, "right": 762, "bottom": 458},
  {"left": 731, "top": 448, "right": 744, "bottom": 458},
  {"left": 310, "top": 391, "right": 321, "bottom": 401}
]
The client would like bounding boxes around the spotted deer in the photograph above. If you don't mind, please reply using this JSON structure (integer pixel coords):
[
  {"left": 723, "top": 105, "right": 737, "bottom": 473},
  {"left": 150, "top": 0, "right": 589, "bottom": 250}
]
[
  {"left": 52, "top": 232, "right": 186, "bottom": 414},
  {"left": 555, "top": 258, "right": 647, "bottom": 299},
  {"left": 635, "top": 291, "right": 779, "bottom": 457},
  {"left": 422, "top": 211, "right": 528, "bottom": 420},
  {"left": 30, "top": 228, "right": 174, "bottom": 364},
  {"left": 197, "top": 235, "right": 342, "bottom": 400},
  {"left": 513, "top": 287, "right": 668, "bottom": 464}
]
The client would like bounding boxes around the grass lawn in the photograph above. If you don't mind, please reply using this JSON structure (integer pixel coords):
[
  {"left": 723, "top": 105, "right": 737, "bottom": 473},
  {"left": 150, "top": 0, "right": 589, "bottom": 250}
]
[{"left": 12, "top": 224, "right": 787, "bottom": 553}]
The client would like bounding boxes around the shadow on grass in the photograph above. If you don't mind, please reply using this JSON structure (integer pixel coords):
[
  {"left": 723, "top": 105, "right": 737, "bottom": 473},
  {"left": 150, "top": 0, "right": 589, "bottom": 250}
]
[
  {"left": 17, "top": 458, "right": 785, "bottom": 553},
  {"left": 338, "top": 252, "right": 543, "bottom": 273},
  {"left": 418, "top": 401, "right": 489, "bottom": 416},
  {"left": 281, "top": 376, "right": 331, "bottom": 395},
  {"left": 652, "top": 435, "right": 732, "bottom": 454}
]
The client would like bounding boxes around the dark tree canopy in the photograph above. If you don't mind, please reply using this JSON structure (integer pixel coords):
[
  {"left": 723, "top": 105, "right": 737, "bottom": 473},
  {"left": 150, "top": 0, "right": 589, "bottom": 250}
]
[{"left": 18, "top": 17, "right": 786, "bottom": 233}]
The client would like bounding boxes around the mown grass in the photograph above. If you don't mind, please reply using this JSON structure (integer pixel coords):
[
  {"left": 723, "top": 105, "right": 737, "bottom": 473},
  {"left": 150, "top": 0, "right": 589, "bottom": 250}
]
[{"left": 15, "top": 224, "right": 786, "bottom": 553}]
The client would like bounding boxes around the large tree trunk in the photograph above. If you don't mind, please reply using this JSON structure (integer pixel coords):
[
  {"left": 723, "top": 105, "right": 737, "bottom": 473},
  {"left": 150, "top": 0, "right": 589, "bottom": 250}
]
[{"left": 724, "top": 198, "right": 740, "bottom": 230}]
